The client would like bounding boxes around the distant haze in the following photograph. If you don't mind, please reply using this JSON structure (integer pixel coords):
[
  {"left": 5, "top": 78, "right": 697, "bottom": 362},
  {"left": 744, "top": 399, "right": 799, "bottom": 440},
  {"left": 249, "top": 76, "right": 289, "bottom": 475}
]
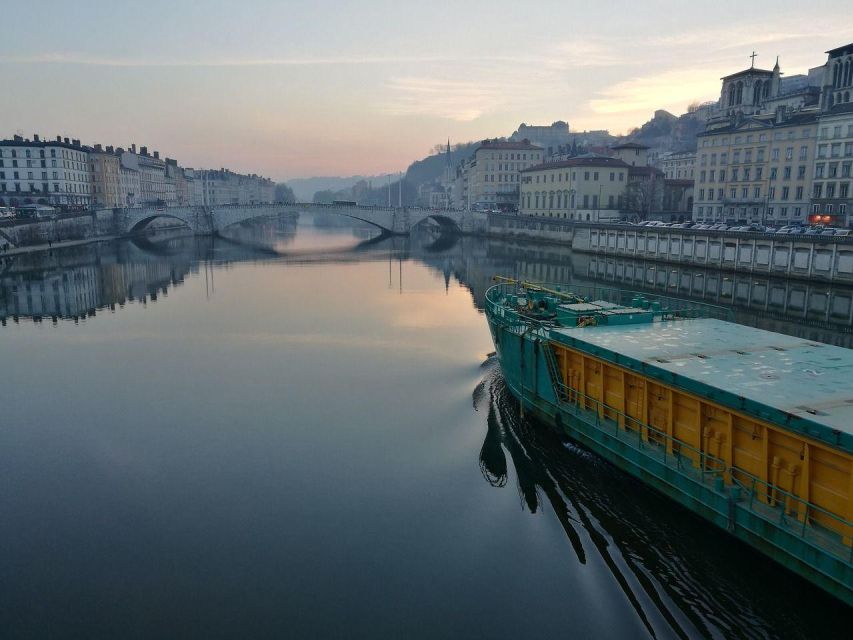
[
  {"left": 287, "top": 175, "right": 392, "bottom": 202},
  {"left": 1, "top": 1, "right": 850, "bottom": 178}
]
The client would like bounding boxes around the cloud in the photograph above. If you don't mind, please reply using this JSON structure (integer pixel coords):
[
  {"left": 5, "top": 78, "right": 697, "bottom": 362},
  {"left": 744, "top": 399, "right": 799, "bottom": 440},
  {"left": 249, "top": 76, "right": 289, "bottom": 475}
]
[
  {"left": 589, "top": 68, "right": 722, "bottom": 116},
  {"left": 382, "top": 76, "right": 506, "bottom": 121},
  {"left": 0, "top": 52, "right": 456, "bottom": 68}
]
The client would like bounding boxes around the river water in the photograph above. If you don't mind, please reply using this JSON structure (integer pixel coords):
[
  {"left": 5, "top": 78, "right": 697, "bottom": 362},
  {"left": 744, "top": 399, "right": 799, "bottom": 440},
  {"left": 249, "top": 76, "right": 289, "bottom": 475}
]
[{"left": 1, "top": 215, "right": 850, "bottom": 638}]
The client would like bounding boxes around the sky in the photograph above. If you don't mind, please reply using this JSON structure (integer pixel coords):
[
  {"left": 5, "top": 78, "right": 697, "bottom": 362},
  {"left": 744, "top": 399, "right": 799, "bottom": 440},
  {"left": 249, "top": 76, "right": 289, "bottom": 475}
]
[{"left": 1, "top": 1, "right": 851, "bottom": 180}]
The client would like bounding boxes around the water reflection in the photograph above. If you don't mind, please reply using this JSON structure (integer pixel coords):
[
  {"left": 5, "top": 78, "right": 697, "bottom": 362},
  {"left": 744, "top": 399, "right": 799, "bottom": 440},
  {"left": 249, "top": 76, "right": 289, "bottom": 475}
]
[{"left": 3, "top": 217, "right": 853, "bottom": 350}]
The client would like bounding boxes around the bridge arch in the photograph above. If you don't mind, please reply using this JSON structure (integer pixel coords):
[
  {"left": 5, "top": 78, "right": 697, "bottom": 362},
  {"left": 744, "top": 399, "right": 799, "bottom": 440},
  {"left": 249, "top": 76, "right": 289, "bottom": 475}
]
[
  {"left": 409, "top": 212, "right": 462, "bottom": 233},
  {"left": 128, "top": 213, "right": 194, "bottom": 234}
]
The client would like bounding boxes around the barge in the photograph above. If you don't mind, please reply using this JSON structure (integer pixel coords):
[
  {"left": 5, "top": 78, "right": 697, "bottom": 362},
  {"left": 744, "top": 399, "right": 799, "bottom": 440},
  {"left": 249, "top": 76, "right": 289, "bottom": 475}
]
[{"left": 485, "top": 277, "right": 853, "bottom": 604}]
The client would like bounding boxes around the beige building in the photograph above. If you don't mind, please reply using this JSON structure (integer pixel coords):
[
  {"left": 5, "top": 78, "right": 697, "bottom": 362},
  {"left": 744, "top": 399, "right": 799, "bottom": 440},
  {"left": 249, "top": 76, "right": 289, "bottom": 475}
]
[
  {"left": 90, "top": 145, "right": 122, "bottom": 208},
  {"left": 611, "top": 142, "right": 649, "bottom": 167},
  {"left": 519, "top": 156, "right": 630, "bottom": 221},
  {"left": 693, "top": 112, "right": 818, "bottom": 225}
]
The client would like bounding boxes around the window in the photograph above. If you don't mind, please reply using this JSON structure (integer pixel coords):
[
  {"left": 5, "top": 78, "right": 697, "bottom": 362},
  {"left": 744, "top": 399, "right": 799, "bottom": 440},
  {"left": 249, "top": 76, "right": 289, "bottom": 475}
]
[
  {"left": 754, "top": 186, "right": 761, "bottom": 198},
  {"left": 814, "top": 184, "right": 823, "bottom": 198},
  {"left": 609, "top": 172, "right": 615, "bottom": 181},
  {"left": 742, "top": 187, "right": 748, "bottom": 198},
  {"left": 772, "top": 148, "right": 780, "bottom": 161},
  {"left": 796, "top": 186, "right": 803, "bottom": 199},
  {"left": 757, "top": 149, "right": 765, "bottom": 162},
  {"left": 783, "top": 167, "right": 791, "bottom": 180},
  {"left": 770, "top": 167, "right": 777, "bottom": 180},
  {"left": 732, "top": 168, "right": 739, "bottom": 181},
  {"left": 743, "top": 168, "right": 751, "bottom": 180},
  {"left": 782, "top": 186, "right": 789, "bottom": 200},
  {"left": 768, "top": 186, "right": 775, "bottom": 198},
  {"left": 799, "top": 146, "right": 808, "bottom": 160},
  {"left": 798, "top": 166, "right": 806, "bottom": 179},
  {"left": 755, "top": 167, "right": 763, "bottom": 180},
  {"left": 719, "top": 169, "right": 726, "bottom": 181},
  {"left": 744, "top": 150, "right": 752, "bottom": 162},
  {"left": 815, "top": 164, "right": 825, "bottom": 178}
]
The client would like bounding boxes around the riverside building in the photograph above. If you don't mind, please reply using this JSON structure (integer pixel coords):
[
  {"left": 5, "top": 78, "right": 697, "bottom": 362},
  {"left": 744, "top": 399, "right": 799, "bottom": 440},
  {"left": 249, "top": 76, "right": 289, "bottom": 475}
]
[
  {"left": 454, "top": 139, "right": 543, "bottom": 211},
  {"left": 0, "top": 135, "right": 92, "bottom": 208},
  {"left": 811, "top": 42, "right": 853, "bottom": 225},
  {"left": 519, "top": 156, "right": 629, "bottom": 221}
]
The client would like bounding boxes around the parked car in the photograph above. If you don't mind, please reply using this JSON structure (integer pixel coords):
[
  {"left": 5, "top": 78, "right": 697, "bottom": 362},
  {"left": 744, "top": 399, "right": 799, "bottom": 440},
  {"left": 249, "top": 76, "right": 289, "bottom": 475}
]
[{"left": 832, "top": 228, "right": 851, "bottom": 237}]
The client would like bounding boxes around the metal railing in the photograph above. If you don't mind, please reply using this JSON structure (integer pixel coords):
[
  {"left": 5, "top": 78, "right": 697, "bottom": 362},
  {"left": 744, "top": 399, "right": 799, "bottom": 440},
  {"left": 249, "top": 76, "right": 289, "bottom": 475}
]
[
  {"left": 485, "top": 281, "right": 735, "bottom": 322},
  {"left": 537, "top": 363, "right": 853, "bottom": 564}
]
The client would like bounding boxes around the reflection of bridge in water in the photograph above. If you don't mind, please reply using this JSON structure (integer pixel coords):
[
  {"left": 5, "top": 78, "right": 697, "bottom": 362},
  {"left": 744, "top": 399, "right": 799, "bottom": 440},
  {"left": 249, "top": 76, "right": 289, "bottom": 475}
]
[{"left": 2, "top": 226, "right": 853, "bottom": 348}]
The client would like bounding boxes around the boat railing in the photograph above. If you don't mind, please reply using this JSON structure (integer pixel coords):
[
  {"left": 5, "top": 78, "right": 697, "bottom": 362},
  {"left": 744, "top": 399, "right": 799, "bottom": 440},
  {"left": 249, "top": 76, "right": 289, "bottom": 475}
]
[
  {"left": 540, "top": 364, "right": 853, "bottom": 564},
  {"left": 730, "top": 471, "right": 853, "bottom": 562},
  {"left": 485, "top": 280, "right": 734, "bottom": 322}
]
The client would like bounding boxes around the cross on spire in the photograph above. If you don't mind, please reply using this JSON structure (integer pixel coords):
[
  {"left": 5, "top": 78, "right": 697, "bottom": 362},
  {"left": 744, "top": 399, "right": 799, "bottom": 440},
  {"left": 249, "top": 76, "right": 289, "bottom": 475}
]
[{"left": 749, "top": 51, "right": 758, "bottom": 68}]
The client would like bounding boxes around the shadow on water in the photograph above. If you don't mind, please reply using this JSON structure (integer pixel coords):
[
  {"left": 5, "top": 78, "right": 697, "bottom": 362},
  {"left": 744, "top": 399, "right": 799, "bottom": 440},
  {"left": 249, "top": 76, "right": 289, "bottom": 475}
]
[{"left": 474, "top": 356, "right": 850, "bottom": 640}]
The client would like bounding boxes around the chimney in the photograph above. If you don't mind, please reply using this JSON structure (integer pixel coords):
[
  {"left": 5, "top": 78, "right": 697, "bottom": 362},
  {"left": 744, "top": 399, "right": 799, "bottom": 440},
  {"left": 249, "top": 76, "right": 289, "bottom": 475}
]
[
  {"left": 72, "top": 139, "right": 80, "bottom": 146},
  {"left": 64, "top": 137, "right": 70, "bottom": 144},
  {"left": 33, "top": 134, "right": 40, "bottom": 142},
  {"left": 106, "top": 145, "right": 114, "bottom": 153},
  {"left": 140, "top": 146, "right": 148, "bottom": 156},
  {"left": 153, "top": 150, "right": 159, "bottom": 159},
  {"left": 13, "top": 134, "right": 22, "bottom": 142},
  {"left": 94, "top": 144, "right": 103, "bottom": 152},
  {"left": 131, "top": 143, "right": 136, "bottom": 153}
]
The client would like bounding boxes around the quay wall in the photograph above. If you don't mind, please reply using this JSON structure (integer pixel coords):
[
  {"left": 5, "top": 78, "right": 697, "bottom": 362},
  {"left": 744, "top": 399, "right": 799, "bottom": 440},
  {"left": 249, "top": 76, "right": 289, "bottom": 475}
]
[{"left": 571, "top": 224, "right": 853, "bottom": 284}]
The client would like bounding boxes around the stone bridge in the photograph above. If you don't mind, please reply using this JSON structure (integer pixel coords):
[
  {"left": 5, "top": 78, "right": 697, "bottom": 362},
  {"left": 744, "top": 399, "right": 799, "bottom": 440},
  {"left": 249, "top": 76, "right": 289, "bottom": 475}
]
[
  {"left": 119, "top": 203, "right": 480, "bottom": 236},
  {"left": 119, "top": 204, "right": 286, "bottom": 235}
]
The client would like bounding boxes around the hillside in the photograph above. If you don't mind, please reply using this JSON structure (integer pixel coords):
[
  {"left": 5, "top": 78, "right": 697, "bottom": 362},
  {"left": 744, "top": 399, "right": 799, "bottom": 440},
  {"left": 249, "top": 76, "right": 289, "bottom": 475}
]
[{"left": 625, "top": 109, "right": 705, "bottom": 152}]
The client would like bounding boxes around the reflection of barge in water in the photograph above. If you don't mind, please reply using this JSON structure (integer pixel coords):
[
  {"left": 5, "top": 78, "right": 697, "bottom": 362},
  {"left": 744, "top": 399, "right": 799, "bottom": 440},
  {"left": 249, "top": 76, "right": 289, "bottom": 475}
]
[{"left": 485, "top": 278, "right": 853, "bottom": 604}]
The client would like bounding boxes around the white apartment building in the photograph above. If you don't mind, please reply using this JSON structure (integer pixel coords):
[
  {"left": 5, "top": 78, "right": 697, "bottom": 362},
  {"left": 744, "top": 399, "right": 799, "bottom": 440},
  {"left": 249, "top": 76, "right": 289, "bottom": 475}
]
[
  {"left": 452, "top": 139, "right": 543, "bottom": 210},
  {"left": 119, "top": 151, "right": 141, "bottom": 207},
  {"left": 658, "top": 150, "right": 696, "bottom": 180},
  {"left": 0, "top": 134, "right": 92, "bottom": 207},
  {"left": 136, "top": 147, "right": 176, "bottom": 206}
]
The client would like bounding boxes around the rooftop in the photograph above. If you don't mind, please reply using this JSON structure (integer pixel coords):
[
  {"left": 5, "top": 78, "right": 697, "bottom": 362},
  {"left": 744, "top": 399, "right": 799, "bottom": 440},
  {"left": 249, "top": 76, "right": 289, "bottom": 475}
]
[
  {"left": 611, "top": 142, "right": 650, "bottom": 150},
  {"left": 522, "top": 156, "right": 630, "bottom": 172},
  {"left": 826, "top": 42, "right": 853, "bottom": 57},
  {"left": 721, "top": 67, "right": 774, "bottom": 81},
  {"left": 551, "top": 318, "right": 853, "bottom": 450}
]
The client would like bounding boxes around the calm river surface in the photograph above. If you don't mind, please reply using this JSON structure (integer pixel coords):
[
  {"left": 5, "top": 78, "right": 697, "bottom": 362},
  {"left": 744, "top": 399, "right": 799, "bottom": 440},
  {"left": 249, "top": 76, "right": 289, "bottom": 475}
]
[{"left": 1, "top": 215, "right": 850, "bottom": 639}]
